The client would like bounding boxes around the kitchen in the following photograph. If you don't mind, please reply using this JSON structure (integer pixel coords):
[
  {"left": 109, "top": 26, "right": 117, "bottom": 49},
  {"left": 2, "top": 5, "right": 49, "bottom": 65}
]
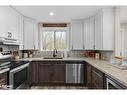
[{"left": 0, "top": 6, "right": 127, "bottom": 90}]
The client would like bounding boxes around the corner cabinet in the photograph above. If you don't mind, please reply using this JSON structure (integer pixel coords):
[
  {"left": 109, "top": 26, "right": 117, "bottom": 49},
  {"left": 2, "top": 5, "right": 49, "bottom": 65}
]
[
  {"left": 71, "top": 20, "right": 84, "bottom": 50},
  {"left": 94, "top": 9, "right": 114, "bottom": 50},
  {"left": 91, "top": 67, "right": 105, "bottom": 89},
  {"left": 86, "top": 63, "right": 106, "bottom": 89}
]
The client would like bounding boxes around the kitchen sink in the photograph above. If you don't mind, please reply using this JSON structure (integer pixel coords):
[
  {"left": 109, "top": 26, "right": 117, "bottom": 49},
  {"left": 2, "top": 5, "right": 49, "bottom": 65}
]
[
  {"left": 109, "top": 59, "right": 127, "bottom": 70},
  {"left": 43, "top": 57, "right": 63, "bottom": 59}
]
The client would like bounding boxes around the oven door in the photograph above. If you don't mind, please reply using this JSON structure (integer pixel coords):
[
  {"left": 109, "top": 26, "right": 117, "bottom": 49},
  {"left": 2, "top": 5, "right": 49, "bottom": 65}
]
[{"left": 9, "top": 63, "right": 29, "bottom": 89}]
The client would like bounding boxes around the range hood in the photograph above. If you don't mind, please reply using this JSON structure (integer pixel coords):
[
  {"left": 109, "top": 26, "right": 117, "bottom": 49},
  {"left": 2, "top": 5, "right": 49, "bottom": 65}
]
[{"left": 0, "top": 37, "right": 19, "bottom": 45}]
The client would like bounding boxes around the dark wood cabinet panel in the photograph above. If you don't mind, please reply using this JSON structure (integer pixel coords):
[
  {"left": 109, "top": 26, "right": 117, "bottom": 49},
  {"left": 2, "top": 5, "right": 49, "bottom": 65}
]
[
  {"left": 0, "top": 72, "right": 7, "bottom": 89},
  {"left": 86, "top": 63, "right": 92, "bottom": 88},
  {"left": 91, "top": 67, "right": 104, "bottom": 89},
  {"left": 38, "top": 63, "right": 66, "bottom": 83},
  {"left": 38, "top": 63, "right": 53, "bottom": 83},
  {"left": 53, "top": 64, "right": 66, "bottom": 83},
  {"left": 29, "top": 61, "right": 38, "bottom": 85}
]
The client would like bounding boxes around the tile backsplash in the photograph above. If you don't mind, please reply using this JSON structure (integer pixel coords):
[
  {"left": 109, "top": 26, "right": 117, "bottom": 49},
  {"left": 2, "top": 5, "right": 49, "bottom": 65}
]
[
  {"left": 33, "top": 51, "right": 62, "bottom": 58},
  {"left": 0, "top": 45, "right": 115, "bottom": 62},
  {"left": 33, "top": 50, "right": 86, "bottom": 58},
  {"left": 99, "top": 51, "right": 114, "bottom": 61},
  {"left": 33, "top": 50, "right": 114, "bottom": 61}
]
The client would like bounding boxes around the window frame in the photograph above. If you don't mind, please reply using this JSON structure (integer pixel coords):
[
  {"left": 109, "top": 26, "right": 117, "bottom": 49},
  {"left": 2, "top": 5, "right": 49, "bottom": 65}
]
[{"left": 40, "top": 26, "right": 70, "bottom": 51}]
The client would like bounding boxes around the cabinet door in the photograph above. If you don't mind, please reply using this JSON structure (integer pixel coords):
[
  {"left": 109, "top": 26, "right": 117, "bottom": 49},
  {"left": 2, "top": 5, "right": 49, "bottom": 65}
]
[
  {"left": 23, "top": 18, "right": 34, "bottom": 50},
  {"left": 29, "top": 62, "right": 38, "bottom": 84},
  {"left": 38, "top": 63, "right": 53, "bottom": 83},
  {"left": 86, "top": 63, "right": 92, "bottom": 88},
  {"left": 102, "top": 9, "right": 114, "bottom": 50},
  {"left": 33, "top": 23, "right": 39, "bottom": 50},
  {"left": 0, "top": 6, "right": 20, "bottom": 40},
  {"left": 71, "top": 20, "right": 84, "bottom": 50},
  {"left": 94, "top": 12, "right": 103, "bottom": 50},
  {"left": 0, "top": 72, "right": 7, "bottom": 89},
  {"left": 53, "top": 64, "right": 66, "bottom": 83},
  {"left": 91, "top": 68, "right": 104, "bottom": 89},
  {"left": 84, "top": 18, "right": 94, "bottom": 50},
  {"left": 19, "top": 15, "right": 24, "bottom": 50},
  {"left": 0, "top": 7, "right": 10, "bottom": 38}
]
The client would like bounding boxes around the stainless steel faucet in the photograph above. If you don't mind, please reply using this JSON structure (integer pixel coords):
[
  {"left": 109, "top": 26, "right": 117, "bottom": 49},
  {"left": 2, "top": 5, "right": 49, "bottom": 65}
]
[{"left": 53, "top": 48, "right": 58, "bottom": 57}]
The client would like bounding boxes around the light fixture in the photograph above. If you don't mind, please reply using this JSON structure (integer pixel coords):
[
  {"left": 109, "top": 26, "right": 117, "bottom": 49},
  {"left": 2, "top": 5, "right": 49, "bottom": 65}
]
[{"left": 49, "top": 12, "right": 54, "bottom": 16}]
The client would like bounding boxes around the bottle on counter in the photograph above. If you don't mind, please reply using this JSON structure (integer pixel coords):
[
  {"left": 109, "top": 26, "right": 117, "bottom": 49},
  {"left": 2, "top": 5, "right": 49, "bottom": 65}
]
[
  {"left": 23, "top": 50, "right": 28, "bottom": 58},
  {"left": 95, "top": 53, "right": 100, "bottom": 59}
]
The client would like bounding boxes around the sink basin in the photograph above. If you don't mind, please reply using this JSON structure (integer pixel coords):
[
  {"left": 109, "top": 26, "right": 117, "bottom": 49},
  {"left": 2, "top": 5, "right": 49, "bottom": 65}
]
[{"left": 43, "top": 57, "right": 63, "bottom": 59}]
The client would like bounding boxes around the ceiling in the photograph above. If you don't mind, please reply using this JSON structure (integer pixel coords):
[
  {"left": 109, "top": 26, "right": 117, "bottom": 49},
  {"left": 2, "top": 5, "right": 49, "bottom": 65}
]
[{"left": 14, "top": 6, "right": 113, "bottom": 23}]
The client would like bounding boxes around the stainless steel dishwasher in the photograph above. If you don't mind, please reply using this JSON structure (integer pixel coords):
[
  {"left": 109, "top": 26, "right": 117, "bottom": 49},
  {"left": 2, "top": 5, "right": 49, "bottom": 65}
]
[{"left": 66, "top": 62, "right": 84, "bottom": 84}]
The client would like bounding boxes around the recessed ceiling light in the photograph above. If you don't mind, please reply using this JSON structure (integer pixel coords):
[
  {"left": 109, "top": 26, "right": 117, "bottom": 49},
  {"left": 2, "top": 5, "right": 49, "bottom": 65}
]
[{"left": 49, "top": 12, "right": 54, "bottom": 16}]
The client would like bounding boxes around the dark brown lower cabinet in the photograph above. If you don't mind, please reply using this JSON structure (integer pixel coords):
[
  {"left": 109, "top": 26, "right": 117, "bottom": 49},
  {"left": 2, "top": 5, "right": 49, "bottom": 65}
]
[
  {"left": 86, "top": 63, "right": 106, "bottom": 89},
  {"left": 29, "top": 61, "right": 38, "bottom": 85},
  {"left": 86, "top": 63, "right": 92, "bottom": 88},
  {"left": 52, "top": 64, "right": 66, "bottom": 83},
  {"left": 91, "top": 67, "right": 105, "bottom": 89},
  {"left": 29, "top": 61, "right": 66, "bottom": 85},
  {"left": 0, "top": 72, "right": 8, "bottom": 89},
  {"left": 38, "top": 63, "right": 53, "bottom": 83}
]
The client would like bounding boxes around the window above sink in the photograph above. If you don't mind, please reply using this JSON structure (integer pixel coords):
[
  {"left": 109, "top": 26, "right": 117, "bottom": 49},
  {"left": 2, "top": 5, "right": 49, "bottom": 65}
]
[{"left": 40, "top": 23, "right": 70, "bottom": 51}]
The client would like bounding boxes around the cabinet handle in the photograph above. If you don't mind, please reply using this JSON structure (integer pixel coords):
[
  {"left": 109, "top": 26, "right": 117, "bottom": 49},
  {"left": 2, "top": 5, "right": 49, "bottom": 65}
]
[
  {"left": 34, "top": 45, "right": 35, "bottom": 49},
  {"left": 72, "top": 45, "right": 73, "bottom": 50},
  {"left": 83, "top": 45, "right": 85, "bottom": 49},
  {"left": 93, "top": 45, "right": 95, "bottom": 50},
  {"left": 120, "top": 52, "right": 122, "bottom": 56}
]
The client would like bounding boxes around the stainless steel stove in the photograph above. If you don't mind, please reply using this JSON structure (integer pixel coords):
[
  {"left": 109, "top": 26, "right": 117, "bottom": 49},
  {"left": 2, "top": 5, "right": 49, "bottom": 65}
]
[
  {"left": 0, "top": 52, "right": 11, "bottom": 89},
  {"left": 0, "top": 52, "right": 29, "bottom": 89}
]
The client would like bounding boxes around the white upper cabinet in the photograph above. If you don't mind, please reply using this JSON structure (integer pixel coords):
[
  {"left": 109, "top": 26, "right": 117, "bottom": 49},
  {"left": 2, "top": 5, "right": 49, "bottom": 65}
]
[
  {"left": 33, "top": 23, "right": 39, "bottom": 50},
  {"left": 23, "top": 17, "right": 35, "bottom": 50},
  {"left": 0, "top": 6, "right": 20, "bottom": 40},
  {"left": 84, "top": 17, "right": 94, "bottom": 50},
  {"left": 23, "top": 17, "right": 39, "bottom": 50},
  {"left": 94, "top": 9, "right": 114, "bottom": 50},
  {"left": 0, "top": 7, "right": 8, "bottom": 38},
  {"left": 19, "top": 14, "right": 24, "bottom": 50},
  {"left": 71, "top": 20, "right": 84, "bottom": 50},
  {"left": 7, "top": 7, "right": 20, "bottom": 40}
]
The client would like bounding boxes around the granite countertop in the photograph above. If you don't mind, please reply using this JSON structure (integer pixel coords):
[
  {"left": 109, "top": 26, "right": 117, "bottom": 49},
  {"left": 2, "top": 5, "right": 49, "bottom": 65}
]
[{"left": 18, "top": 57, "right": 127, "bottom": 87}]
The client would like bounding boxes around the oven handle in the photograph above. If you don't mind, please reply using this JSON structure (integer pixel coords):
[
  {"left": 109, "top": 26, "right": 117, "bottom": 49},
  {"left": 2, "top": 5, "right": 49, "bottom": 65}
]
[
  {"left": 10, "top": 63, "right": 29, "bottom": 73},
  {"left": 0, "top": 68, "right": 10, "bottom": 74}
]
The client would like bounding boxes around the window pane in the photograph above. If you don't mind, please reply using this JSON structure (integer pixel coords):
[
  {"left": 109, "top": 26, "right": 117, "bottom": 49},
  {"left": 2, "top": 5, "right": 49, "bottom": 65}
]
[
  {"left": 42, "top": 30, "right": 67, "bottom": 50},
  {"left": 55, "top": 31, "right": 66, "bottom": 50},
  {"left": 42, "top": 31, "right": 54, "bottom": 50}
]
